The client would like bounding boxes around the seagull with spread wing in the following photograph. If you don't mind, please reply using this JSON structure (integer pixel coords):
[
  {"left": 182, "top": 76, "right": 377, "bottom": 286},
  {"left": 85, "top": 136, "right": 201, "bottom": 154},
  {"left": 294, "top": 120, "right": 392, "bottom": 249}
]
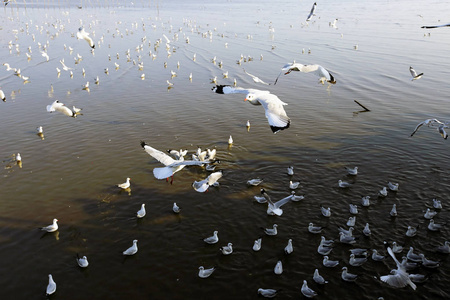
[{"left": 275, "top": 62, "right": 336, "bottom": 85}]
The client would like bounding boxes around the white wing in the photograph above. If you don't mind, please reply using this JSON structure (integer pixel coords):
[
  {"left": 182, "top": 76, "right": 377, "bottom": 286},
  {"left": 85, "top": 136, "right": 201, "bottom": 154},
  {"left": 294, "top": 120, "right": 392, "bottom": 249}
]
[
  {"left": 255, "top": 93, "right": 291, "bottom": 133},
  {"left": 141, "top": 142, "right": 176, "bottom": 166},
  {"left": 212, "top": 85, "right": 269, "bottom": 95},
  {"left": 409, "top": 66, "right": 418, "bottom": 77},
  {"left": 193, "top": 171, "right": 222, "bottom": 192},
  {"left": 243, "top": 69, "right": 270, "bottom": 85}
]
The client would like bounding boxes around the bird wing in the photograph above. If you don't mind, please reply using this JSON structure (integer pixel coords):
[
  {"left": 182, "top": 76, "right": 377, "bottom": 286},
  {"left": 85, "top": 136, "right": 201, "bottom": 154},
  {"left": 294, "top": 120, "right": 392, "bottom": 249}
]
[
  {"left": 243, "top": 69, "right": 270, "bottom": 85},
  {"left": 170, "top": 160, "right": 210, "bottom": 167},
  {"left": 409, "top": 67, "right": 418, "bottom": 77},
  {"left": 54, "top": 104, "right": 74, "bottom": 117},
  {"left": 141, "top": 142, "right": 177, "bottom": 166},
  {"left": 256, "top": 93, "right": 291, "bottom": 133},
  {"left": 273, "top": 194, "right": 294, "bottom": 209},
  {"left": 410, "top": 121, "right": 425, "bottom": 136},
  {"left": 212, "top": 85, "right": 268, "bottom": 95},
  {"left": 207, "top": 171, "right": 223, "bottom": 185},
  {"left": 192, "top": 179, "right": 209, "bottom": 192}
]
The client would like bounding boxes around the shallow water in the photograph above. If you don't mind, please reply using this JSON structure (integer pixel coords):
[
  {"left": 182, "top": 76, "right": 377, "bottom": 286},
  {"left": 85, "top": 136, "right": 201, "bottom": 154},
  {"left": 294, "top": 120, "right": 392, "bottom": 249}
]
[{"left": 0, "top": 0, "right": 449, "bottom": 299}]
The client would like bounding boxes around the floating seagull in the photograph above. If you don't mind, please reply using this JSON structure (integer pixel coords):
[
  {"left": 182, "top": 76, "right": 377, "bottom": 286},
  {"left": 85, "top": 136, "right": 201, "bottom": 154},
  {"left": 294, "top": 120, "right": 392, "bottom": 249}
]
[
  {"left": 436, "top": 241, "right": 450, "bottom": 254},
  {"left": 77, "top": 27, "right": 95, "bottom": 49},
  {"left": 388, "top": 182, "right": 399, "bottom": 191},
  {"left": 313, "top": 269, "right": 328, "bottom": 284},
  {"left": 419, "top": 254, "right": 440, "bottom": 268},
  {"left": 212, "top": 85, "right": 290, "bottom": 133},
  {"left": 192, "top": 171, "right": 222, "bottom": 192},
  {"left": 284, "top": 239, "right": 293, "bottom": 254},
  {"left": 253, "top": 238, "right": 262, "bottom": 251},
  {"left": 341, "top": 267, "right": 358, "bottom": 282},
  {"left": 263, "top": 224, "right": 278, "bottom": 236},
  {"left": 379, "top": 187, "right": 388, "bottom": 197},
  {"left": 76, "top": 254, "right": 89, "bottom": 268},
  {"left": 350, "top": 253, "right": 367, "bottom": 267},
  {"left": 372, "top": 249, "right": 385, "bottom": 261},
  {"left": 406, "top": 226, "right": 418, "bottom": 237},
  {"left": 428, "top": 219, "right": 443, "bottom": 231},
  {"left": 339, "top": 232, "right": 356, "bottom": 244},
  {"left": 59, "top": 59, "right": 72, "bottom": 71},
  {"left": 247, "top": 178, "right": 263, "bottom": 186},
  {"left": 123, "top": 240, "right": 138, "bottom": 255},
  {"left": 204, "top": 231, "right": 219, "bottom": 244},
  {"left": 274, "top": 62, "right": 336, "bottom": 85},
  {"left": 41, "top": 51, "right": 49, "bottom": 61},
  {"left": 345, "top": 166, "right": 358, "bottom": 175},
  {"left": 198, "top": 266, "right": 215, "bottom": 278},
  {"left": 390, "top": 204, "right": 398, "bottom": 217},
  {"left": 338, "top": 180, "right": 351, "bottom": 188},
  {"left": 289, "top": 180, "right": 300, "bottom": 189},
  {"left": 380, "top": 242, "right": 416, "bottom": 290},
  {"left": 46, "top": 100, "right": 76, "bottom": 117},
  {"left": 287, "top": 166, "right": 294, "bottom": 176},
  {"left": 15, "top": 153, "right": 22, "bottom": 163},
  {"left": 363, "top": 223, "right": 371, "bottom": 236},
  {"left": 308, "top": 223, "right": 323, "bottom": 234},
  {"left": 321, "top": 205, "right": 331, "bottom": 217},
  {"left": 260, "top": 189, "right": 294, "bottom": 216},
  {"left": 46, "top": 274, "right": 56, "bottom": 296},
  {"left": 392, "top": 242, "right": 403, "bottom": 253},
  {"left": 301, "top": 280, "right": 317, "bottom": 298},
  {"left": 228, "top": 135, "right": 233, "bottom": 145},
  {"left": 40, "top": 218, "right": 58, "bottom": 232},
  {"left": 361, "top": 196, "right": 370, "bottom": 207},
  {"left": 243, "top": 69, "right": 270, "bottom": 85},
  {"left": 349, "top": 204, "right": 358, "bottom": 215},
  {"left": 409, "top": 66, "right": 423, "bottom": 80},
  {"left": 409, "top": 273, "right": 428, "bottom": 283},
  {"left": 323, "top": 256, "right": 339, "bottom": 267},
  {"left": 257, "top": 288, "right": 279, "bottom": 298},
  {"left": 118, "top": 177, "right": 131, "bottom": 189},
  {"left": 220, "top": 243, "right": 233, "bottom": 255},
  {"left": 173, "top": 202, "right": 181, "bottom": 213},
  {"left": 339, "top": 226, "right": 354, "bottom": 236},
  {"left": 137, "top": 204, "right": 146, "bottom": 218},
  {"left": 306, "top": 2, "right": 317, "bottom": 22},
  {"left": 274, "top": 260, "right": 283, "bottom": 275},
  {"left": 433, "top": 198, "right": 443, "bottom": 209},
  {"left": 0, "top": 88, "right": 5, "bottom": 101},
  {"left": 291, "top": 191, "right": 304, "bottom": 201},
  {"left": 406, "top": 247, "right": 422, "bottom": 262},
  {"left": 140, "top": 141, "right": 211, "bottom": 182}
]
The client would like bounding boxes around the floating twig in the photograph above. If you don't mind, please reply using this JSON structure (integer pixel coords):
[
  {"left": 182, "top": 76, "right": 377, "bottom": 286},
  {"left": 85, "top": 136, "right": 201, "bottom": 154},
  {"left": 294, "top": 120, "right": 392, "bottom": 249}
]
[{"left": 354, "top": 100, "right": 370, "bottom": 111}]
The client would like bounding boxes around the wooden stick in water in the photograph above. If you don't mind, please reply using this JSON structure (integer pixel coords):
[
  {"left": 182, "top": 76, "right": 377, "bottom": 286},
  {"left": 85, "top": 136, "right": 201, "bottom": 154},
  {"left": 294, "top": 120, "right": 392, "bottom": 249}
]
[{"left": 354, "top": 100, "right": 370, "bottom": 111}]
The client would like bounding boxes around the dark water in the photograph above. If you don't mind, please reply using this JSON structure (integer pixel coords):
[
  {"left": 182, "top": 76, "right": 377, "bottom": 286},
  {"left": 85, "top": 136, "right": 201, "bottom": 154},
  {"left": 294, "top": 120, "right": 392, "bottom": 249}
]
[{"left": 0, "top": 0, "right": 449, "bottom": 299}]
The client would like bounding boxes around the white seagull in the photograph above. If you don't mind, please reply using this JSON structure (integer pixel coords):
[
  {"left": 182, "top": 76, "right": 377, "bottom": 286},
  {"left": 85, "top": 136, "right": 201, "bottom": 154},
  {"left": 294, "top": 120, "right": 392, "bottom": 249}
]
[
  {"left": 253, "top": 238, "right": 262, "bottom": 251},
  {"left": 40, "top": 218, "right": 58, "bottom": 232},
  {"left": 46, "top": 100, "right": 76, "bottom": 117},
  {"left": 204, "top": 231, "right": 219, "bottom": 244},
  {"left": 123, "top": 240, "right": 138, "bottom": 255},
  {"left": 380, "top": 242, "right": 417, "bottom": 290},
  {"left": 198, "top": 266, "right": 215, "bottom": 278},
  {"left": 274, "top": 260, "right": 283, "bottom": 274},
  {"left": 173, "top": 202, "right": 181, "bottom": 213},
  {"left": 257, "top": 288, "right": 279, "bottom": 298},
  {"left": 313, "top": 269, "right": 328, "bottom": 284},
  {"left": 260, "top": 188, "right": 294, "bottom": 216},
  {"left": 306, "top": 2, "right": 317, "bottom": 21},
  {"left": 411, "top": 118, "right": 445, "bottom": 136},
  {"left": 46, "top": 274, "right": 56, "bottom": 296},
  {"left": 77, "top": 27, "right": 95, "bottom": 48},
  {"left": 243, "top": 69, "right": 270, "bottom": 85},
  {"left": 137, "top": 204, "right": 146, "bottom": 218},
  {"left": 76, "top": 254, "right": 89, "bottom": 268},
  {"left": 274, "top": 62, "right": 336, "bottom": 85},
  {"left": 212, "top": 85, "right": 290, "bottom": 133},
  {"left": 409, "top": 66, "right": 423, "bottom": 80},
  {"left": 284, "top": 238, "right": 293, "bottom": 254},
  {"left": 118, "top": 177, "right": 131, "bottom": 189},
  {"left": 301, "top": 280, "right": 317, "bottom": 298},
  {"left": 220, "top": 242, "right": 233, "bottom": 255},
  {"left": 192, "top": 171, "right": 223, "bottom": 192}
]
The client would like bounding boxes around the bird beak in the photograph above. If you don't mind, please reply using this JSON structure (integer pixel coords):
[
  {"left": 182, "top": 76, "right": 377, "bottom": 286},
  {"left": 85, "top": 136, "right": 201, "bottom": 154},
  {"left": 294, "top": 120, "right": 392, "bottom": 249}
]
[{"left": 244, "top": 98, "right": 248, "bottom": 101}]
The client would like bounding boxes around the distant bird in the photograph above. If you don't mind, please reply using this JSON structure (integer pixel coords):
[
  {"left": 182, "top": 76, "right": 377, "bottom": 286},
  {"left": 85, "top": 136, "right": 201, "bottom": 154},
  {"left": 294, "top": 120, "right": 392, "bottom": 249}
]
[
  {"left": 361, "top": 196, "right": 370, "bottom": 207},
  {"left": 410, "top": 119, "right": 446, "bottom": 137},
  {"left": 287, "top": 166, "right": 294, "bottom": 176},
  {"left": 137, "top": 204, "right": 146, "bottom": 218},
  {"left": 390, "top": 204, "right": 398, "bottom": 217},
  {"left": 123, "top": 240, "right": 138, "bottom": 255},
  {"left": 291, "top": 191, "right": 304, "bottom": 201},
  {"left": 406, "top": 226, "right": 418, "bottom": 237},
  {"left": 438, "top": 124, "right": 449, "bottom": 139},
  {"left": 406, "top": 247, "right": 422, "bottom": 262},
  {"left": 428, "top": 219, "right": 443, "bottom": 231},
  {"left": 380, "top": 242, "right": 417, "bottom": 290},
  {"left": 173, "top": 202, "right": 181, "bottom": 213},
  {"left": 46, "top": 274, "right": 56, "bottom": 296},
  {"left": 197, "top": 265, "right": 217, "bottom": 279},
  {"left": 0, "top": 88, "right": 5, "bottom": 101},
  {"left": 46, "top": 100, "right": 76, "bottom": 117},
  {"left": 341, "top": 267, "right": 358, "bottom": 282},
  {"left": 204, "top": 231, "right": 219, "bottom": 244},
  {"left": 349, "top": 253, "right": 367, "bottom": 267},
  {"left": 284, "top": 239, "right": 293, "bottom": 254},
  {"left": 391, "top": 242, "right": 403, "bottom": 253},
  {"left": 243, "top": 69, "right": 270, "bottom": 85},
  {"left": 409, "top": 66, "right": 423, "bottom": 80},
  {"left": 274, "top": 62, "right": 336, "bottom": 85},
  {"left": 372, "top": 249, "right": 385, "bottom": 261},
  {"left": 192, "top": 171, "right": 223, "bottom": 192},
  {"left": 301, "top": 280, "right": 317, "bottom": 298},
  {"left": 247, "top": 178, "right": 263, "bottom": 186},
  {"left": 306, "top": 2, "right": 317, "bottom": 21},
  {"left": 313, "top": 269, "right": 328, "bottom": 284},
  {"left": 253, "top": 238, "right": 262, "bottom": 251},
  {"left": 77, "top": 27, "right": 95, "bottom": 48},
  {"left": 321, "top": 205, "right": 331, "bottom": 217},
  {"left": 379, "top": 187, "right": 388, "bottom": 197},
  {"left": 40, "top": 218, "right": 58, "bottom": 232},
  {"left": 274, "top": 260, "right": 283, "bottom": 275},
  {"left": 338, "top": 180, "right": 351, "bottom": 188},
  {"left": 363, "top": 223, "right": 371, "bottom": 236},
  {"left": 419, "top": 254, "right": 440, "bottom": 268},
  {"left": 76, "top": 254, "right": 89, "bottom": 268},
  {"left": 345, "top": 166, "right": 358, "bottom": 175},
  {"left": 349, "top": 204, "right": 358, "bottom": 215},
  {"left": 41, "top": 51, "right": 49, "bottom": 61},
  {"left": 436, "top": 241, "right": 450, "bottom": 254},
  {"left": 15, "top": 153, "right": 22, "bottom": 163},
  {"left": 308, "top": 223, "right": 323, "bottom": 234},
  {"left": 339, "top": 232, "right": 356, "bottom": 244},
  {"left": 388, "top": 182, "right": 399, "bottom": 191},
  {"left": 263, "top": 224, "right": 278, "bottom": 236},
  {"left": 433, "top": 198, "right": 443, "bottom": 209},
  {"left": 117, "top": 177, "right": 131, "bottom": 189},
  {"left": 220, "top": 243, "right": 233, "bottom": 255},
  {"left": 228, "top": 135, "right": 233, "bottom": 145},
  {"left": 289, "top": 180, "right": 300, "bottom": 189},
  {"left": 260, "top": 189, "right": 294, "bottom": 216},
  {"left": 257, "top": 288, "right": 279, "bottom": 298},
  {"left": 323, "top": 256, "right": 339, "bottom": 267},
  {"left": 212, "top": 85, "right": 290, "bottom": 134}
]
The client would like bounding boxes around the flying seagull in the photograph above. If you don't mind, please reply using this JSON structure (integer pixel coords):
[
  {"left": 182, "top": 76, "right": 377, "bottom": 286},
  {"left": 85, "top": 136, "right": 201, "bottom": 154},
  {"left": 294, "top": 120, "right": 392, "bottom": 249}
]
[
  {"left": 77, "top": 27, "right": 95, "bottom": 49},
  {"left": 243, "top": 69, "right": 270, "bottom": 85},
  {"left": 212, "top": 85, "right": 290, "bottom": 133},
  {"left": 410, "top": 118, "right": 447, "bottom": 138},
  {"left": 306, "top": 2, "right": 317, "bottom": 22},
  {"left": 46, "top": 100, "right": 76, "bottom": 117},
  {"left": 421, "top": 23, "right": 450, "bottom": 29},
  {"left": 274, "top": 62, "right": 336, "bottom": 85},
  {"left": 409, "top": 66, "right": 423, "bottom": 80}
]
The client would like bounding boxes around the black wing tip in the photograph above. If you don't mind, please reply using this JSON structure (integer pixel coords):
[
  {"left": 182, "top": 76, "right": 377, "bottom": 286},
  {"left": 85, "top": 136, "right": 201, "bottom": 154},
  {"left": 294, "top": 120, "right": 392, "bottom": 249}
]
[
  {"left": 328, "top": 72, "right": 337, "bottom": 84},
  {"left": 91, "top": 45, "right": 95, "bottom": 49},
  {"left": 140, "top": 140, "right": 147, "bottom": 148},
  {"left": 212, "top": 85, "right": 231, "bottom": 94},
  {"left": 270, "top": 120, "right": 290, "bottom": 134}
]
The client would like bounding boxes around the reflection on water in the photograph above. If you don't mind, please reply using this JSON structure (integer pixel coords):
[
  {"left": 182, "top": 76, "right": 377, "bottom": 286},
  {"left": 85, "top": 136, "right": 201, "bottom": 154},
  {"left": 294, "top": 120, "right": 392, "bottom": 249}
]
[{"left": 0, "top": 0, "right": 449, "bottom": 299}]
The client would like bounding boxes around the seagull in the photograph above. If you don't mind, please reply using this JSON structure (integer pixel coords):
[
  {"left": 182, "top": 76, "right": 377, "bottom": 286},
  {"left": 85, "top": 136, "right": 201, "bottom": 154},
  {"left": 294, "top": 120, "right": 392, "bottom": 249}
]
[
  {"left": 349, "top": 253, "right": 367, "bottom": 267},
  {"left": 46, "top": 100, "right": 76, "bottom": 117},
  {"left": 409, "top": 66, "right": 423, "bottom": 80},
  {"left": 257, "top": 288, "right": 279, "bottom": 298},
  {"left": 140, "top": 141, "right": 211, "bottom": 182},
  {"left": 123, "top": 240, "right": 138, "bottom": 255},
  {"left": 340, "top": 226, "right": 354, "bottom": 236},
  {"left": 380, "top": 242, "right": 417, "bottom": 290},
  {"left": 0, "top": 88, "right": 5, "bottom": 101},
  {"left": 349, "top": 204, "right": 358, "bottom": 215},
  {"left": 284, "top": 239, "right": 293, "bottom": 254},
  {"left": 193, "top": 171, "right": 223, "bottom": 192},
  {"left": 243, "top": 69, "right": 270, "bottom": 85},
  {"left": 306, "top": 2, "right": 317, "bottom": 21},
  {"left": 419, "top": 254, "right": 440, "bottom": 268},
  {"left": 341, "top": 267, "right": 358, "bottom": 282},
  {"left": 118, "top": 177, "right": 131, "bottom": 189},
  {"left": 212, "top": 85, "right": 290, "bottom": 133},
  {"left": 274, "top": 62, "right": 336, "bottom": 85},
  {"left": 274, "top": 260, "right": 283, "bottom": 274},
  {"left": 260, "top": 189, "right": 294, "bottom": 216},
  {"left": 388, "top": 182, "right": 399, "bottom": 191},
  {"left": 308, "top": 223, "right": 322, "bottom": 234},
  {"left": 247, "top": 178, "right": 263, "bottom": 186},
  {"left": 390, "top": 204, "right": 398, "bottom": 217},
  {"left": 287, "top": 166, "right": 294, "bottom": 176},
  {"left": 428, "top": 219, "right": 443, "bottom": 231},
  {"left": 406, "top": 247, "right": 422, "bottom": 262},
  {"left": 253, "top": 238, "right": 262, "bottom": 251},
  {"left": 372, "top": 249, "right": 385, "bottom": 261},
  {"left": 173, "top": 202, "right": 181, "bottom": 213},
  {"left": 77, "top": 27, "right": 95, "bottom": 48},
  {"left": 339, "top": 232, "right": 356, "bottom": 244},
  {"left": 323, "top": 256, "right": 339, "bottom": 267},
  {"left": 228, "top": 135, "right": 233, "bottom": 145},
  {"left": 137, "top": 204, "right": 146, "bottom": 218},
  {"left": 313, "top": 269, "right": 328, "bottom": 284},
  {"left": 220, "top": 242, "right": 233, "bottom": 255},
  {"left": 392, "top": 242, "right": 403, "bottom": 253},
  {"left": 410, "top": 118, "right": 444, "bottom": 137},
  {"left": 379, "top": 187, "right": 388, "bottom": 197},
  {"left": 46, "top": 274, "right": 56, "bottom": 296},
  {"left": 301, "top": 280, "right": 317, "bottom": 298},
  {"left": 338, "top": 180, "right": 351, "bottom": 188},
  {"left": 289, "top": 180, "right": 300, "bottom": 189},
  {"left": 40, "top": 218, "right": 58, "bottom": 232},
  {"left": 204, "top": 231, "right": 219, "bottom": 244},
  {"left": 59, "top": 58, "right": 72, "bottom": 71},
  {"left": 15, "top": 153, "right": 22, "bottom": 163},
  {"left": 406, "top": 226, "right": 418, "bottom": 237},
  {"left": 436, "top": 241, "right": 450, "bottom": 254},
  {"left": 345, "top": 166, "right": 358, "bottom": 175},
  {"left": 433, "top": 198, "right": 443, "bottom": 209},
  {"left": 361, "top": 196, "right": 370, "bottom": 207},
  {"left": 321, "top": 205, "right": 331, "bottom": 217},
  {"left": 76, "top": 254, "right": 89, "bottom": 268},
  {"left": 363, "top": 223, "right": 371, "bottom": 236},
  {"left": 41, "top": 51, "right": 49, "bottom": 61},
  {"left": 263, "top": 224, "right": 278, "bottom": 236},
  {"left": 291, "top": 191, "right": 304, "bottom": 201},
  {"left": 198, "top": 266, "right": 215, "bottom": 278}
]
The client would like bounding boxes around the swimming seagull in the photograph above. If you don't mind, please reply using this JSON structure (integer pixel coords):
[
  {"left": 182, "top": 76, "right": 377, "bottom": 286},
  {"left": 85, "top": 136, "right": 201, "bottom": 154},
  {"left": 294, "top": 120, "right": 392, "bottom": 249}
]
[
  {"left": 363, "top": 223, "right": 371, "bottom": 236},
  {"left": 313, "top": 269, "right": 328, "bottom": 284},
  {"left": 46, "top": 274, "right": 56, "bottom": 296},
  {"left": 349, "top": 204, "right": 358, "bottom": 214},
  {"left": 380, "top": 242, "right": 417, "bottom": 290},
  {"left": 287, "top": 166, "right": 294, "bottom": 176},
  {"left": 247, "top": 178, "right": 263, "bottom": 186},
  {"left": 172, "top": 202, "right": 181, "bottom": 213},
  {"left": 243, "top": 69, "right": 270, "bottom": 85},
  {"left": 263, "top": 224, "right": 278, "bottom": 236},
  {"left": 350, "top": 253, "right": 367, "bottom": 267},
  {"left": 338, "top": 180, "right": 351, "bottom": 188},
  {"left": 77, "top": 27, "right": 95, "bottom": 48},
  {"left": 212, "top": 85, "right": 290, "bottom": 134},
  {"left": 419, "top": 254, "right": 440, "bottom": 268},
  {"left": 306, "top": 2, "right": 317, "bottom": 21},
  {"left": 123, "top": 240, "right": 138, "bottom": 255},
  {"left": 379, "top": 187, "right": 388, "bottom": 197},
  {"left": 140, "top": 141, "right": 211, "bottom": 182},
  {"left": 192, "top": 171, "right": 222, "bottom": 192},
  {"left": 428, "top": 219, "right": 443, "bottom": 231},
  {"left": 345, "top": 166, "right": 358, "bottom": 175},
  {"left": 284, "top": 239, "right": 294, "bottom": 254},
  {"left": 204, "top": 231, "right": 219, "bottom": 244},
  {"left": 198, "top": 266, "right": 215, "bottom": 278},
  {"left": 220, "top": 243, "right": 233, "bottom": 255},
  {"left": 308, "top": 223, "right": 323, "bottom": 234},
  {"left": 260, "top": 188, "right": 294, "bottom": 216},
  {"left": 409, "top": 66, "right": 423, "bottom": 80},
  {"left": 274, "top": 62, "right": 336, "bottom": 85},
  {"left": 46, "top": 100, "right": 76, "bottom": 117},
  {"left": 372, "top": 249, "right": 385, "bottom": 261},
  {"left": 40, "top": 218, "right": 58, "bottom": 232},
  {"left": 289, "top": 180, "right": 300, "bottom": 189},
  {"left": 323, "top": 256, "right": 339, "bottom": 267},
  {"left": 433, "top": 198, "right": 443, "bottom": 209},
  {"left": 341, "top": 267, "right": 358, "bottom": 282},
  {"left": 391, "top": 242, "right": 403, "bottom": 253},
  {"left": 274, "top": 261, "right": 283, "bottom": 274},
  {"left": 321, "top": 205, "right": 331, "bottom": 217},
  {"left": 361, "top": 196, "right": 370, "bottom": 207},
  {"left": 406, "top": 226, "right": 418, "bottom": 237},
  {"left": 253, "top": 238, "right": 262, "bottom": 251},
  {"left": 118, "top": 177, "right": 131, "bottom": 189},
  {"left": 301, "top": 280, "right": 317, "bottom": 298},
  {"left": 257, "top": 288, "right": 279, "bottom": 298},
  {"left": 406, "top": 247, "right": 422, "bottom": 262},
  {"left": 137, "top": 204, "right": 146, "bottom": 218},
  {"left": 436, "top": 241, "right": 450, "bottom": 254},
  {"left": 388, "top": 182, "right": 399, "bottom": 191},
  {"left": 76, "top": 254, "right": 89, "bottom": 268},
  {"left": 390, "top": 204, "right": 398, "bottom": 217}
]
